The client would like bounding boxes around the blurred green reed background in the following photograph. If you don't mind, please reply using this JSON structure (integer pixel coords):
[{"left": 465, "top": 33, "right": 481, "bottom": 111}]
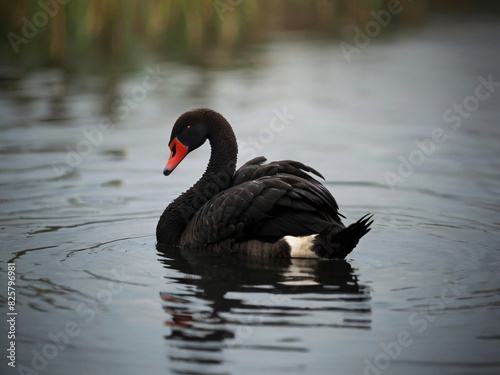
[{"left": 2, "top": 0, "right": 498, "bottom": 73}]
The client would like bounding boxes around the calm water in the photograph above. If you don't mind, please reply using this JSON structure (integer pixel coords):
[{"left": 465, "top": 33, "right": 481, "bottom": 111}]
[{"left": 1, "top": 17, "right": 500, "bottom": 375}]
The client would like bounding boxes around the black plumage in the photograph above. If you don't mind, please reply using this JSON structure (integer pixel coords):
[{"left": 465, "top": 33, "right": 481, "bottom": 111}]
[{"left": 156, "top": 108, "right": 372, "bottom": 258}]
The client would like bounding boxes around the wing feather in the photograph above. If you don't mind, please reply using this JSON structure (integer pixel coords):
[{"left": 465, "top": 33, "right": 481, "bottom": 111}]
[{"left": 180, "top": 158, "right": 345, "bottom": 246}]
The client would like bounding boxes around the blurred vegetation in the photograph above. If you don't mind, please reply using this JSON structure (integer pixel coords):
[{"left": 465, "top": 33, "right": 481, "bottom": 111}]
[{"left": 0, "top": 0, "right": 499, "bottom": 72}]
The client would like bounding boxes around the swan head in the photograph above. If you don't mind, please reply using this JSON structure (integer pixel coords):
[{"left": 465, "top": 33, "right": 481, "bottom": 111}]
[{"left": 163, "top": 108, "right": 215, "bottom": 176}]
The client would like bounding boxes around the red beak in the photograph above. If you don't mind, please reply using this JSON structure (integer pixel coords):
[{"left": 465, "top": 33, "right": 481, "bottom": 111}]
[{"left": 163, "top": 138, "right": 189, "bottom": 176}]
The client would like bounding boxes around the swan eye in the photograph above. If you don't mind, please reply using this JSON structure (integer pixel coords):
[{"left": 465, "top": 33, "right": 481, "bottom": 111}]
[{"left": 187, "top": 125, "right": 191, "bottom": 129}]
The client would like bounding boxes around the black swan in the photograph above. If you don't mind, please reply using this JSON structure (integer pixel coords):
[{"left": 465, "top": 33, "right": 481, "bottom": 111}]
[{"left": 156, "top": 108, "right": 372, "bottom": 258}]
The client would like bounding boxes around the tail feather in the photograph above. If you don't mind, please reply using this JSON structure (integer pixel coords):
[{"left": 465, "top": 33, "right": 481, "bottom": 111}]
[{"left": 312, "top": 214, "right": 373, "bottom": 259}]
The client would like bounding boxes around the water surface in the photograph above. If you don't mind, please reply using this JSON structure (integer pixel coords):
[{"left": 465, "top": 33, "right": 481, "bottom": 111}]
[{"left": 1, "top": 17, "right": 500, "bottom": 375}]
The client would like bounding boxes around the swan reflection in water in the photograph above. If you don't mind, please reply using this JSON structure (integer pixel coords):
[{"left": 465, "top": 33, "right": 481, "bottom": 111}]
[{"left": 157, "top": 244, "right": 371, "bottom": 371}]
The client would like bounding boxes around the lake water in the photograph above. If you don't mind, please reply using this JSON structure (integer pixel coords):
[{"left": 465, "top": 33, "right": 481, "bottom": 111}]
[{"left": 1, "top": 16, "right": 500, "bottom": 375}]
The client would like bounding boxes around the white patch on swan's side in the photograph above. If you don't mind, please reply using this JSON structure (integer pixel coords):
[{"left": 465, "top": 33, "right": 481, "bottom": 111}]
[{"left": 284, "top": 235, "right": 318, "bottom": 258}]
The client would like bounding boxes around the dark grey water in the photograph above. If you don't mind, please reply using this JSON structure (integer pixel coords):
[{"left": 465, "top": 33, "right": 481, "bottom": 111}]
[{"left": 1, "top": 17, "right": 500, "bottom": 375}]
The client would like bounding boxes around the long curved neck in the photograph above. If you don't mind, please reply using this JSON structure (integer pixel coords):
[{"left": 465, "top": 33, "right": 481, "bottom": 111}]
[{"left": 156, "top": 120, "right": 238, "bottom": 245}]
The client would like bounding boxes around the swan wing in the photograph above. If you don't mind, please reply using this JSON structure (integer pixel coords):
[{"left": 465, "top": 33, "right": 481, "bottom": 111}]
[
  {"left": 232, "top": 157, "right": 326, "bottom": 187},
  {"left": 181, "top": 173, "right": 344, "bottom": 246}
]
